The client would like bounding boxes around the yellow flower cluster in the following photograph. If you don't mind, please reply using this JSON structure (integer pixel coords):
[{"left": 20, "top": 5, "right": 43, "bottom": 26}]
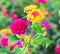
[
  {"left": 24, "top": 5, "right": 37, "bottom": 13},
  {"left": 24, "top": 36, "right": 33, "bottom": 43},
  {"left": 42, "top": 27, "right": 47, "bottom": 37},
  {"left": 17, "top": 35, "right": 33, "bottom": 43},
  {"left": 0, "top": 28, "right": 12, "bottom": 35},
  {"left": 24, "top": 5, "right": 44, "bottom": 23},
  {"left": 27, "top": 9, "right": 44, "bottom": 23}
]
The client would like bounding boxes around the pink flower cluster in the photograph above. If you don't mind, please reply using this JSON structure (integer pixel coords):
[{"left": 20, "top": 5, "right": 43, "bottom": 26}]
[
  {"left": 10, "top": 19, "right": 28, "bottom": 35},
  {"left": 0, "top": 37, "right": 8, "bottom": 47},
  {"left": 0, "top": 7, "right": 2, "bottom": 11},
  {"left": 10, "top": 41, "right": 23, "bottom": 51},
  {"left": 10, "top": 13, "right": 18, "bottom": 20},
  {"left": 0, "top": 36, "right": 23, "bottom": 51},
  {"left": 3, "top": 12, "right": 8, "bottom": 18},
  {"left": 41, "top": 21, "right": 51, "bottom": 30},
  {"left": 33, "top": 0, "right": 47, "bottom": 4},
  {"left": 11, "top": 0, "right": 16, "bottom": 3},
  {"left": 55, "top": 45, "right": 60, "bottom": 54},
  {"left": 37, "top": 0, "right": 47, "bottom": 4}
]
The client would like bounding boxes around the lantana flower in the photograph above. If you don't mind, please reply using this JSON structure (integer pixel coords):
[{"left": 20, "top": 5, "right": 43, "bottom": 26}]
[
  {"left": 42, "top": 10, "right": 49, "bottom": 18},
  {"left": 3, "top": 12, "right": 8, "bottom": 18},
  {"left": 0, "top": 7, "right": 2, "bottom": 11},
  {"left": 55, "top": 45, "right": 60, "bottom": 54},
  {"left": 0, "top": 29, "right": 12, "bottom": 35},
  {"left": 33, "top": 0, "right": 47, "bottom": 4},
  {"left": 24, "top": 5, "right": 37, "bottom": 13},
  {"left": 10, "top": 13, "right": 18, "bottom": 20},
  {"left": 24, "top": 35, "right": 33, "bottom": 43},
  {"left": 10, "top": 41, "right": 23, "bottom": 51},
  {"left": 1, "top": 37, "right": 8, "bottom": 47},
  {"left": 37, "top": 0, "right": 47, "bottom": 4},
  {"left": 27, "top": 9, "right": 44, "bottom": 23},
  {"left": 42, "top": 27, "right": 47, "bottom": 36},
  {"left": 10, "top": 19, "right": 28, "bottom": 35},
  {"left": 17, "top": 35, "right": 33, "bottom": 43},
  {"left": 11, "top": 0, "right": 16, "bottom": 3},
  {"left": 41, "top": 21, "right": 51, "bottom": 30}
]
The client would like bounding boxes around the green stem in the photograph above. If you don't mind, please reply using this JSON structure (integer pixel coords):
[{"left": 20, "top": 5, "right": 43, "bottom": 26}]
[{"left": 23, "top": 28, "right": 33, "bottom": 54}]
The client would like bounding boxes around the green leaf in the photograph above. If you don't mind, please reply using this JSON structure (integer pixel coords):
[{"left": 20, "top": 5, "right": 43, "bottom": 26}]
[
  {"left": 34, "top": 34, "right": 44, "bottom": 41},
  {"left": 45, "top": 38, "right": 50, "bottom": 48},
  {"left": 13, "top": 46, "right": 23, "bottom": 54},
  {"left": 58, "top": 10, "right": 60, "bottom": 17},
  {"left": 9, "top": 35, "right": 21, "bottom": 43},
  {"left": 0, "top": 47, "right": 9, "bottom": 54},
  {"left": 31, "top": 23, "right": 43, "bottom": 34},
  {"left": 23, "top": 16, "right": 27, "bottom": 19}
]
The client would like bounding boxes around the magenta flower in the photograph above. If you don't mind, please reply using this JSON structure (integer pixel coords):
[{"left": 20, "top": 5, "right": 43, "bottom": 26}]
[
  {"left": 1, "top": 37, "right": 8, "bottom": 47},
  {"left": 55, "top": 45, "right": 60, "bottom": 54},
  {"left": 3, "top": 12, "right": 8, "bottom": 18},
  {"left": 36, "top": 0, "right": 47, "bottom": 4},
  {"left": 15, "top": 41, "right": 23, "bottom": 48},
  {"left": 10, "top": 19, "right": 28, "bottom": 35},
  {"left": 11, "top": 0, "right": 16, "bottom": 3},
  {"left": 0, "top": 40, "right": 1, "bottom": 45},
  {"left": 0, "top": 7, "right": 2, "bottom": 11},
  {"left": 10, "top": 13, "right": 18, "bottom": 20},
  {"left": 10, "top": 41, "right": 23, "bottom": 51},
  {"left": 41, "top": 21, "right": 51, "bottom": 30}
]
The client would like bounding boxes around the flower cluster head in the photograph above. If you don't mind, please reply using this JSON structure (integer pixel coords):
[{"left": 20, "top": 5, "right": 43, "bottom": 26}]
[
  {"left": 24, "top": 5, "right": 37, "bottom": 13},
  {"left": 3, "top": 12, "right": 8, "bottom": 18},
  {"left": 10, "top": 13, "right": 18, "bottom": 20},
  {"left": 27, "top": 9, "right": 44, "bottom": 23},
  {"left": 2, "top": 9, "right": 8, "bottom": 18},
  {"left": 0, "top": 36, "right": 8, "bottom": 47},
  {"left": 42, "top": 10, "right": 49, "bottom": 18},
  {"left": 16, "top": 35, "right": 33, "bottom": 43},
  {"left": 55, "top": 45, "right": 60, "bottom": 54},
  {"left": 37, "top": 0, "right": 47, "bottom": 4},
  {"left": 10, "top": 19, "right": 28, "bottom": 35},
  {"left": 42, "top": 27, "right": 47, "bottom": 36},
  {"left": 24, "top": 5, "right": 44, "bottom": 23},
  {"left": 11, "top": 0, "right": 16, "bottom": 3},
  {"left": 10, "top": 41, "right": 23, "bottom": 51},
  {"left": 0, "top": 28, "right": 12, "bottom": 35},
  {"left": 33, "top": 0, "right": 47, "bottom": 4},
  {"left": 23, "top": 35, "right": 33, "bottom": 43},
  {"left": 41, "top": 21, "right": 51, "bottom": 30},
  {"left": 0, "top": 7, "right": 2, "bottom": 11}
]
